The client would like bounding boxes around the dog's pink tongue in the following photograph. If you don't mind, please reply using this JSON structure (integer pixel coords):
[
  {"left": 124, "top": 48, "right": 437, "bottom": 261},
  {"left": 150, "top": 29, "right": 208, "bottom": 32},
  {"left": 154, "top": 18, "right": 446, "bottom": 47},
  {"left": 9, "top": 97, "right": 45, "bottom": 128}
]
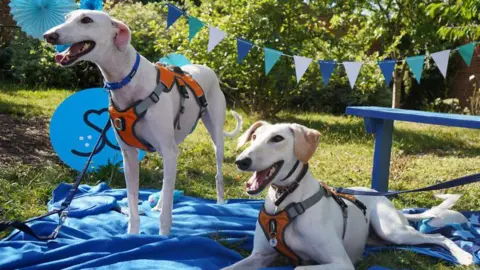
[
  {"left": 55, "top": 53, "right": 65, "bottom": 64},
  {"left": 246, "top": 170, "right": 268, "bottom": 191}
]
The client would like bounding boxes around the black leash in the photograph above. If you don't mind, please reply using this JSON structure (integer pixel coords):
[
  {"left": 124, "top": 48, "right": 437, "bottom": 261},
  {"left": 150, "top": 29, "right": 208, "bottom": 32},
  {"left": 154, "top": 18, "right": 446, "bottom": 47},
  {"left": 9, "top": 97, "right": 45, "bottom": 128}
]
[
  {"left": 0, "top": 120, "right": 112, "bottom": 240},
  {"left": 335, "top": 173, "right": 480, "bottom": 197}
]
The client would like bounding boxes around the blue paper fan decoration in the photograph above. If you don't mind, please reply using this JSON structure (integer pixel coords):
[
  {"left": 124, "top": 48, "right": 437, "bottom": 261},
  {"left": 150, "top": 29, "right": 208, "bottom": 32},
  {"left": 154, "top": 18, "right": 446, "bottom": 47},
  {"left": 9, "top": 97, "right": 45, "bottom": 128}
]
[
  {"left": 9, "top": 0, "right": 77, "bottom": 39},
  {"left": 158, "top": 54, "right": 191, "bottom": 67},
  {"left": 79, "top": 0, "right": 103, "bottom": 11}
]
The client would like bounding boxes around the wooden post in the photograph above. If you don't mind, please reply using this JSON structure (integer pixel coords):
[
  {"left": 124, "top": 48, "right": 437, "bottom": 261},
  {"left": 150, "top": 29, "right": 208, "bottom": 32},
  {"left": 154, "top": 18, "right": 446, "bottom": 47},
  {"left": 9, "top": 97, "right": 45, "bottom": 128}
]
[{"left": 392, "top": 68, "right": 403, "bottom": 108}]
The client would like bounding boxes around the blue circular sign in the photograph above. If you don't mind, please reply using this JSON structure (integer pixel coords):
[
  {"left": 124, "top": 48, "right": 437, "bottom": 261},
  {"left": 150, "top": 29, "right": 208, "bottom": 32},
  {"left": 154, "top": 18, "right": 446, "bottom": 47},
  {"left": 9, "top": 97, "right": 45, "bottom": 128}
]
[{"left": 50, "top": 88, "right": 145, "bottom": 171}]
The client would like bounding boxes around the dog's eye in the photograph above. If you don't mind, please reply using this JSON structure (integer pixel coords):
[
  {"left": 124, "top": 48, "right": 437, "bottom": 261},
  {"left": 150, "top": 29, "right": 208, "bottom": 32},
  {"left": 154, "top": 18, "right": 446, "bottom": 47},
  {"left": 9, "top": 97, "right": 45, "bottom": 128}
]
[
  {"left": 252, "top": 134, "right": 256, "bottom": 141},
  {"left": 270, "top": 135, "right": 284, "bottom": 143},
  {"left": 81, "top": 17, "right": 94, "bottom": 24}
]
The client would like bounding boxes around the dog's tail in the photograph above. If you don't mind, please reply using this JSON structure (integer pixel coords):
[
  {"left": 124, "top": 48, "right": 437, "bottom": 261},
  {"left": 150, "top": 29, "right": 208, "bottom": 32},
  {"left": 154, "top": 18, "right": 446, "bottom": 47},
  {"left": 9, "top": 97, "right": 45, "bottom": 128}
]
[
  {"left": 403, "top": 194, "right": 462, "bottom": 221},
  {"left": 223, "top": 110, "right": 243, "bottom": 138}
]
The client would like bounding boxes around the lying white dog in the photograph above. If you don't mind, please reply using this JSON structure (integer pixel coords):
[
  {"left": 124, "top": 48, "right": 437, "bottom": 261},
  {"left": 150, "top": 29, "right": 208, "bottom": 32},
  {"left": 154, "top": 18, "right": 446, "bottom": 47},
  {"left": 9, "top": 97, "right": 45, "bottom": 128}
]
[
  {"left": 43, "top": 10, "right": 242, "bottom": 235},
  {"left": 224, "top": 121, "right": 473, "bottom": 269}
]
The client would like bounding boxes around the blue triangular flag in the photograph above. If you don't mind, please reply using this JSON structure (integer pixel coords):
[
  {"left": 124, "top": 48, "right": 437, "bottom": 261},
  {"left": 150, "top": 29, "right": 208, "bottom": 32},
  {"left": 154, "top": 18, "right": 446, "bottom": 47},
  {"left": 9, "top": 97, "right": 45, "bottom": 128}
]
[
  {"left": 188, "top": 16, "right": 204, "bottom": 41},
  {"left": 406, "top": 55, "right": 425, "bottom": 84},
  {"left": 378, "top": 60, "right": 396, "bottom": 86},
  {"left": 167, "top": 4, "right": 184, "bottom": 29},
  {"left": 237, "top": 38, "right": 254, "bottom": 64},
  {"left": 318, "top": 60, "right": 336, "bottom": 86},
  {"left": 458, "top": 43, "right": 475, "bottom": 67},
  {"left": 264, "top": 48, "right": 282, "bottom": 75}
]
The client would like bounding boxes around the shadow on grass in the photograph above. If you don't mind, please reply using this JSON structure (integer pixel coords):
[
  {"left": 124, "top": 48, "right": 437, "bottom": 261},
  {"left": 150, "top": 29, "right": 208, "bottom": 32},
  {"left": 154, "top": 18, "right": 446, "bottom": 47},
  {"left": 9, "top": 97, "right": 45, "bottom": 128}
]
[
  {"left": 0, "top": 99, "right": 45, "bottom": 116},
  {"left": 277, "top": 114, "right": 480, "bottom": 158}
]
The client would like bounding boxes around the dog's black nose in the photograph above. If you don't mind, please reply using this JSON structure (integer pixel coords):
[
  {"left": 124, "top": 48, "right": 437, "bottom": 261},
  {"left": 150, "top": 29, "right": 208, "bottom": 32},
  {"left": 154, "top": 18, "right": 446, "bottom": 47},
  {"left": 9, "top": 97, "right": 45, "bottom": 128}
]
[
  {"left": 43, "top": 32, "right": 59, "bottom": 44},
  {"left": 235, "top": 157, "right": 252, "bottom": 170}
]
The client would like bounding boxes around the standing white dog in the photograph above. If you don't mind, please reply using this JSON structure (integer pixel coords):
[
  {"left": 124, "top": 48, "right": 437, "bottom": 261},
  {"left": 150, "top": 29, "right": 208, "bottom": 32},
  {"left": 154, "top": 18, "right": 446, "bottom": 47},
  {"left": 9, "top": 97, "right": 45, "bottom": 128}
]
[
  {"left": 224, "top": 121, "right": 473, "bottom": 269},
  {"left": 43, "top": 10, "right": 242, "bottom": 236}
]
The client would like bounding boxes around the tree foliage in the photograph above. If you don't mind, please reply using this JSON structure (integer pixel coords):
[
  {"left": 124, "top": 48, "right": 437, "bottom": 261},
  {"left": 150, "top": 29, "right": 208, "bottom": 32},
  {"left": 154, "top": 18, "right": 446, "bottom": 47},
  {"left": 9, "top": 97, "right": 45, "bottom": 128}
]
[{"left": 426, "top": 0, "right": 480, "bottom": 42}]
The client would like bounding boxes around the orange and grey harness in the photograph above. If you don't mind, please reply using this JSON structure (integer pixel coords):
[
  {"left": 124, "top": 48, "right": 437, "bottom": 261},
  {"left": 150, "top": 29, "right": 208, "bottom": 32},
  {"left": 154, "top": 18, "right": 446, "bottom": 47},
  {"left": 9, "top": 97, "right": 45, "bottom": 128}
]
[
  {"left": 106, "top": 53, "right": 207, "bottom": 152},
  {"left": 258, "top": 161, "right": 367, "bottom": 265}
]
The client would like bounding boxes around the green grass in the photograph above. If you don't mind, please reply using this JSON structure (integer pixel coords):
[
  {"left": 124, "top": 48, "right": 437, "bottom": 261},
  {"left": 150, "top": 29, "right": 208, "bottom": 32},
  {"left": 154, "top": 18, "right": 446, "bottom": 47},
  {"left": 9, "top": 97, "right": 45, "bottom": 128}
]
[
  {"left": 0, "top": 84, "right": 73, "bottom": 117},
  {"left": 0, "top": 86, "right": 479, "bottom": 269}
]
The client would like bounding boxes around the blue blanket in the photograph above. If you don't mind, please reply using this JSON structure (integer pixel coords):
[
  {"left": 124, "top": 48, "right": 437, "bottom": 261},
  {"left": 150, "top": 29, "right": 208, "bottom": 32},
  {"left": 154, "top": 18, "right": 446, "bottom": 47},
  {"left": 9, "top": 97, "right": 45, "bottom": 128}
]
[{"left": 1, "top": 183, "right": 479, "bottom": 269}]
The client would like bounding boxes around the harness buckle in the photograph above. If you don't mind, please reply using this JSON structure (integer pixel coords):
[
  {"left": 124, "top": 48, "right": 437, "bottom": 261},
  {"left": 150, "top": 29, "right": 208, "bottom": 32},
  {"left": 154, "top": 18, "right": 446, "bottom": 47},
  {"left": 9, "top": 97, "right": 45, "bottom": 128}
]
[
  {"left": 113, "top": 118, "right": 125, "bottom": 131},
  {"left": 286, "top": 202, "right": 305, "bottom": 219},
  {"left": 149, "top": 92, "right": 160, "bottom": 103}
]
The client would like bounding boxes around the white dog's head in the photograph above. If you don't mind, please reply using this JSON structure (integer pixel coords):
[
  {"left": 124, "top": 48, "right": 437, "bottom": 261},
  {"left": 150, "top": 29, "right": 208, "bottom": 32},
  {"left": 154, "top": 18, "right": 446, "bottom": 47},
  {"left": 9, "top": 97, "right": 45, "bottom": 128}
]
[
  {"left": 235, "top": 122, "right": 321, "bottom": 195},
  {"left": 43, "top": 10, "right": 131, "bottom": 66}
]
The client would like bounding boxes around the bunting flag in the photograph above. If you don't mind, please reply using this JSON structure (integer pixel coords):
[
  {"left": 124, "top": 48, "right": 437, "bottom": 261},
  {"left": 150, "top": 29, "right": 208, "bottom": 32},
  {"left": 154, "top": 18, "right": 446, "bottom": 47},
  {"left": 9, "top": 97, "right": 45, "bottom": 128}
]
[
  {"left": 318, "top": 60, "right": 336, "bottom": 86},
  {"left": 406, "top": 55, "right": 425, "bottom": 84},
  {"left": 162, "top": 3, "right": 478, "bottom": 91},
  {"left": 431, "top": 50, "right": 450, "bottom": 78},
  {"left": 237, "top": 38, "right": 254, "bottom": 64},
  {"left": 294, "top": 56, "right": 312, "bottom": 83},
  {"left": 343, "top": 62, "right": 363, "bottom": 89},
  {"left": 207, "top": 26, "right": 227, "bottom": 52},
  {"left": 378, "top": 60, "right": 396, "bottom": 86},
  {"left": 167, "top": 4, "right": 184, "bottom": 29},
  {"left": 188, "top": 16, "right": 204, "bottom": 41},
  {"left": 264, "top": 48, "right": 282, "bottom": 75},
  {"left": 458, "top": 43, "right": 475, "bottom": 67}
]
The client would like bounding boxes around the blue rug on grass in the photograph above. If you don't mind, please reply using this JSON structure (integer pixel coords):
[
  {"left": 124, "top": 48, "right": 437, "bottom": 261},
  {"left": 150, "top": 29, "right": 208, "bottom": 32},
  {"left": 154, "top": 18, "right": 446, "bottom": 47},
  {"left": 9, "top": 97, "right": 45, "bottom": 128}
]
[{"left": 1, "top": 183, "right": 479, "bottom": 269}]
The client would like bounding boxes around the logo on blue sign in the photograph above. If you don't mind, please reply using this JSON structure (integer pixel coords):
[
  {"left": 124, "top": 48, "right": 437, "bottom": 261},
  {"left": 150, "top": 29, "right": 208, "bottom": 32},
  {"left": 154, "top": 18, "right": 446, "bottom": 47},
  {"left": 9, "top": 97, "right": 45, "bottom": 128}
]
[{"left": 50, "top": 88, "right": 145, "bottom": 171}]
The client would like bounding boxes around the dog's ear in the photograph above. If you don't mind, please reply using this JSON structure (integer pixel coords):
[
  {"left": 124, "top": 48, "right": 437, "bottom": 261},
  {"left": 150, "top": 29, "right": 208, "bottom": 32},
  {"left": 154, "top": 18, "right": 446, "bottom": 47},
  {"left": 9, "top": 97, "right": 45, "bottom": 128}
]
[
  {"left": 237, "top": 121, "right": 269, "bottom": 149},
  {"left": 289, "top": 124, "right": 321, "bottom": 163},
  {"left": 111, "top": 19, "right": 131, "bottom": 51}
]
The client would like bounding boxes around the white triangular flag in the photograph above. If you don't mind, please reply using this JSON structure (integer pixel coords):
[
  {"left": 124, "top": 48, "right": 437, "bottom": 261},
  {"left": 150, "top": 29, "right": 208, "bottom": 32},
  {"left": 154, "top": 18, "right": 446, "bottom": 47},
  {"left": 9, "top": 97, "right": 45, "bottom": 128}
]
[
  {"left": 293, "top": 56, "right": 312, "bottom": 83},
  {"left": 430, "top": 50, "right": 451, "bottom": 78},
  {"left": 208, "top": 26, "right": 227, "bottom": 53},
  {"left": 343, "top": 61, "right": 363, "bottom": 89}
]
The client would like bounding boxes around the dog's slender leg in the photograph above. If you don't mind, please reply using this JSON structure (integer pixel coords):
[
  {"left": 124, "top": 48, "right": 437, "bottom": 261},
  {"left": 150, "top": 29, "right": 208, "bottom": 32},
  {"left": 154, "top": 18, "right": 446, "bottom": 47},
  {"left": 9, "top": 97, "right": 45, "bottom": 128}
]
[
  {"left": 371, "top": 200, "right": 474, "bottom": 266},
  {"left": 221, "top": 251, "right": 278, "bottom": 270},
  {"left": 202, "top": 112, "right": 225, "bottom": 204},
  {"left": 202, "top": 83, "right": 227, "bottom": 204},
  {"left": 120, "top": 145, "right": 140, "bottom": 234},
  {"left": 379, "top": 225, "right": 473, "bottom": 265},
  {"left": 157, "top": 144, "right": 179, "bottom": 235}
]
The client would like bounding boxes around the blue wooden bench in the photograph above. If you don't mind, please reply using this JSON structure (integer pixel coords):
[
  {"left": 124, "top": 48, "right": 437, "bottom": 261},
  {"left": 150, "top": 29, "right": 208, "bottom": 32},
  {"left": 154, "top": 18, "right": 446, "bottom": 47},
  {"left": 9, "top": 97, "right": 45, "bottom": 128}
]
[{"left": 345, "top": 106, "right": 480, "bottom": 192}]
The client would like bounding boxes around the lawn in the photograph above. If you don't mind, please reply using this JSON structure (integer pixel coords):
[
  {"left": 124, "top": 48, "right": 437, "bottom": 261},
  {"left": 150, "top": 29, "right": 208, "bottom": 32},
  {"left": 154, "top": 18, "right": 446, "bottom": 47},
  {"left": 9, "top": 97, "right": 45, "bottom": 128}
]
[{"left": 0, "top": 86, "right": 479, "bottom": 269}]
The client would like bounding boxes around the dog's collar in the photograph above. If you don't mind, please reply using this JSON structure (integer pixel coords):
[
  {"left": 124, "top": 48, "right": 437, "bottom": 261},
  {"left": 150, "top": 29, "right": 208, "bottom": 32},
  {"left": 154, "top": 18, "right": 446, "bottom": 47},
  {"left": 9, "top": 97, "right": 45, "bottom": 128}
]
[
  {"left": 104, "top": 52, "right": 141, "bottom": 90},
  {"left": 280, "top": 160, "right": 300, "bottom": 182},
  {"left": 271, "top": 163, "right": 309, "bottom": 206}
]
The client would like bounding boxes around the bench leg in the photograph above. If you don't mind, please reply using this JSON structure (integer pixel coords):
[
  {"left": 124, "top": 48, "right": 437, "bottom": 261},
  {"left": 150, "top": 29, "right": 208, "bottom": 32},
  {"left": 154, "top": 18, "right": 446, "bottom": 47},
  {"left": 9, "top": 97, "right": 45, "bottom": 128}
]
[{"left": 364, "top": 118, "right": 394, "bottom": 192}]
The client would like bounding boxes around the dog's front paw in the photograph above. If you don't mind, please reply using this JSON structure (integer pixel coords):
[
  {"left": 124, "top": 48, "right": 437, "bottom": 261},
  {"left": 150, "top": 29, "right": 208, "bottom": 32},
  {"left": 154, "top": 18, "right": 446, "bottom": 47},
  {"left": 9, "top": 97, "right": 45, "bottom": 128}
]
[
  {"left": 160, "top": 225, "right": 171, "bottom": 236},
  {"left": 127, "top": 220, "right": 140, "bottom": 234},
  {"left": 217, "top": 198, "right": 225, "bottom": 204}
]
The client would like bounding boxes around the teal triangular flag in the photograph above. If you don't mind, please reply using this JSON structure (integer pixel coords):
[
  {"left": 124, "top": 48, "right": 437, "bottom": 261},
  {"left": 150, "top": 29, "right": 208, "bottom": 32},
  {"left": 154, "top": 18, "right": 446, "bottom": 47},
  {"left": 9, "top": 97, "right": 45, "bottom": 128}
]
[
  {"left": 188, "top": 16, "right": 204, "bottom": 42},
  {"left": 458, "top": 43, "right": 475, "bottom": 67},
  {"left": 406, "top": 55, "right": 425, "bottom": 84},
  {"left": 264, "top": 48, "right": 282, "bottom": 75}
]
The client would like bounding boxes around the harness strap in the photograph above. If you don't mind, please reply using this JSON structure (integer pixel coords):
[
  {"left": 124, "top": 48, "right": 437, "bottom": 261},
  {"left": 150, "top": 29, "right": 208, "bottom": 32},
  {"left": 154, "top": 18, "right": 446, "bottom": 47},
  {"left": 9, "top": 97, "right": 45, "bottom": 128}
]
[
  {"left": 259, "top": 184, "right": 326, "bottom": 265},
  {"left": 133, "top": 79, "right": 166, "bottom": 116},
  {"left": 285, "top": 185, "right": 326, "bottom": 219}
]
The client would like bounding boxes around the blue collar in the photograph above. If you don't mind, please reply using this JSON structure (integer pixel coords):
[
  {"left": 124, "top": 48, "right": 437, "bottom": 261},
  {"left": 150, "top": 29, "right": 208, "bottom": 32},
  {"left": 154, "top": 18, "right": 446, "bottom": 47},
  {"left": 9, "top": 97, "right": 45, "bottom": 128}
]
[{"left": 104, "top": 53, "right": 141, "bottom": 90}]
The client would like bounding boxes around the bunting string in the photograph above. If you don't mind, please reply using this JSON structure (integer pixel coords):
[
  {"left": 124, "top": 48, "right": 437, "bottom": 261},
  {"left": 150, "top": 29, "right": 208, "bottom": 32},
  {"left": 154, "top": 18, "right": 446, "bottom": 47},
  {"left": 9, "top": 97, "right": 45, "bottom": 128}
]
[{"left": 165, "top": 3, "right": 480, "bottom": 88}]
